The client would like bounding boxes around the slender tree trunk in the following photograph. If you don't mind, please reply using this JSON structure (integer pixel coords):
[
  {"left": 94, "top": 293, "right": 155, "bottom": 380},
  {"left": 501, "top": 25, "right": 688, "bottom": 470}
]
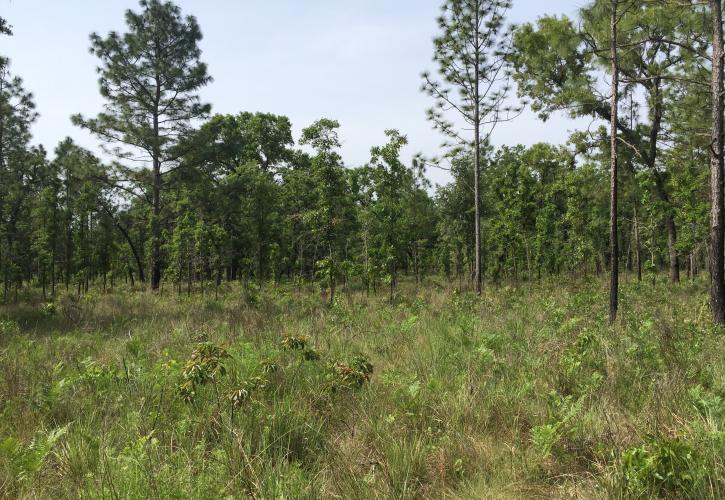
[
  {"left": 711, "top": 0, "right": 725, "bottom": 324},
  {"left": 646, "top": 76, "right": 680, "bottom": 283},
  {"left": 364, "top": 234, "right": 370, "bottom": 294},
  {"left": 664, "top": 215, "right": 680, "bottom": 282},
  {"left": 112, "top": 218, "right": 145, "bottom": 283},
  {"left": 51, "top": 256, "right": 55, "bottom": 296},
  {"left": 389, "top": 263, "right": 396, "bottom": 304},
  {"left": 328, "top": 244, "right": 335, "bottom": 306},
  {"left": 311, "top": 237, "right": 318, "bottom": 282},
  {"left": 187, "top": 259, "right": 192, "bottom": 296},
  {"left": 298, "top": 238, "right": 305, "bottom": 286},
  {"left": 608, "top": 0, "right": 619, "bottom": 325},
  {"left": 151, "top": 75, "right": 162, "bottom": 291},
  {"left": 634, "top": 204, "right": 642, "bottom": 283},
  {"left": 473, "top": 10, "right": 482, "bottom": 295},
  {"left": 65, "top": 208, "right": 71, "bottom": 291},
  {"left": 151, "top": 158, "right": 161, "bottom": 291}
]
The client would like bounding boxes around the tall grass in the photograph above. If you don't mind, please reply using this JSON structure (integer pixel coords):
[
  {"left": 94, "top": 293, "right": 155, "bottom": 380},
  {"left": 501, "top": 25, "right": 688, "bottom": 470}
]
[{"left": 0, "top": 277, "right": 722, "bottom": 498}]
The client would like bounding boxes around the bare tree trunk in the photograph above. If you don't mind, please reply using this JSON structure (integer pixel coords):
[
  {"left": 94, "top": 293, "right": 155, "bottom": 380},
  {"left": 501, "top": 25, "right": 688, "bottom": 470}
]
[
  {"left": 710, "top": 0, "right": 725, "bottom": 324},
  {"left": 151, "top": 76, "right": 162, "bottom": 291},
  {"left": 648, "top": 78, "right": 679, "bottom": 283},
  {"left": 65, "top": 191, "right": 71, "bottom": 292},
  {"left": 112, "top": 217, "right": 145, "bottom": 283},
  {"left": 665, "top": 215, "right": 680, "bottom": 282},
  {"left": 151, "top": 162, "right": 161, "bottom": 291},
  {"left": 298, "top": 238, "right": 305, "bottom": 287},
  {"left": 389, "top": 264, "right": 395, "bottom": 304},
  {"left": 634, "top": 204, "right": 642, "bottom": 283},
  {"left": 328, "top": 245, "right": 335, "bottom": 306},
  {"left": 473, "top": 6, "right": 482, "bottom": 295},
  {"left": 608, "top": 0, "right": 619, "bottom": 325},
  {"left": 311, "top": 237, "right": 318, "bottom": 282},
  {"left": 51, "top": 256, "right": 55, "bottom": 296},
  {"left": 364, "top": 234, "right": 370, "bottom": 294}
]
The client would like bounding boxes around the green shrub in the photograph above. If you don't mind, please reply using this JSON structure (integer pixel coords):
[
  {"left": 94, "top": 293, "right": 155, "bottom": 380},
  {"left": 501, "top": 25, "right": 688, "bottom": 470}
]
[
  {"left": 621, "top": 436, "right": 705, "bottom": 497},
  {"left": 281, "top": 334, "right": 309, "bottom": 351},
  {"left": 179, "top": 341, "right": 230, "bottom": 403},
  {"left": 331, "top": 354, "right": 373, "bottom": 390},
  {"left": 0, "top": 319, "right": 20, "bottom": 336}
]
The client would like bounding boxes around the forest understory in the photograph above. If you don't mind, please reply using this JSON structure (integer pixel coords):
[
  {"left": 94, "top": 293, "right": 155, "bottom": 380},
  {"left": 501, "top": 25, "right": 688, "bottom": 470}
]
[{"left": 0, "top": 277, "right": 722, "bottom": 499}]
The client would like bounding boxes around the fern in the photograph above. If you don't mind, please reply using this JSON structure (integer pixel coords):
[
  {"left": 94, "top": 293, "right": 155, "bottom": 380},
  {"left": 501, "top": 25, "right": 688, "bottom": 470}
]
[{"left": 0, "top": 425, "right": 68, "bottom": 482}]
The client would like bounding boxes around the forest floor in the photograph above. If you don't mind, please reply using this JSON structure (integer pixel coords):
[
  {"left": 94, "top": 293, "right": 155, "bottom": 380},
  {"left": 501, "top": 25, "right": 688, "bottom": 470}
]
[{"left": 0, "top": 277, "right": 723, "bottom": 499}]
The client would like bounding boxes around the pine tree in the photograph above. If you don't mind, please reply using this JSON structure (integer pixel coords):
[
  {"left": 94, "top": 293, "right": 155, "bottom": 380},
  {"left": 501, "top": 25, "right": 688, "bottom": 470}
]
[
  {"left": 422, "top": 0, "right": 519, "bottom": 294},
  {"left": 73, "top": 0, "right": 211, "bottom": 291}
]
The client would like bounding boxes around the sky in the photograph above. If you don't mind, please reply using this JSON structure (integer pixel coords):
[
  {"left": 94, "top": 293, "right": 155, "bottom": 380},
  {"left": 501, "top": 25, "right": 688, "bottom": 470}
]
[{"left": 2, "top": 0, "right": 589, "bottom": 187}]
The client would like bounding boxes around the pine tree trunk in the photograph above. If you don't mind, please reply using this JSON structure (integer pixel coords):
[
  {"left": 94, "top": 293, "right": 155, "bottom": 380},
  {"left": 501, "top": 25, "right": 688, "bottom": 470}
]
[
  {"left": 151, "top": 156, "right": 161, "bottom": 291},
  {"left": 151, "top": 77, "right": 162, "bottom": 291},
  {"left": 473, "top": 7, "right": 482, "bottom": 296},
  {"left": 389, "top": 262, "right": 396, "bottom": 304},
  {"left": 328, "top": 244, "right": 335, "bottom": 306},
  {"left": 187, "top": 259, "right": 192, "bottom": 296},
  {"left": 634, "top": 204, "right": 642, "bottom": 283},
  {"left": 609, "top": 0, "right": 619, "bottom": 325},
  {"left": 665, "top": 215, "right": 680, "bottom": 282},
  {"left": 647, "top": 77, "right": 680, "bottom": 283},
  {"left": 65, "top": 211, "right": 71, "bottom": 291},
  {"left": 113, "top": 219, "right": 145, "bottom": 283},
  {"left": 51, "top": 257, "right": 55, "bottom": 296},
  {"left": 710, "top": 0, "right": 725, "bottom": 324}
]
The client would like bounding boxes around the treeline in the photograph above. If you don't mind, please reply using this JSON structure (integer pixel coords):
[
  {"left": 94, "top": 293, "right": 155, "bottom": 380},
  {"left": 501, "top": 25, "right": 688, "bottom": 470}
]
[{"left": 0, "top": 0, "right": 719, "bottom": 303}]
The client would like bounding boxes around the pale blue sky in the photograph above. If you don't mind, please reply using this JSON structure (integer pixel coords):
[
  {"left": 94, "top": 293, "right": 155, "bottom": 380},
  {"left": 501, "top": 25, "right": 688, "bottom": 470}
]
[{"left": 3, "top": 0, "right": 588, "bottom": 186}]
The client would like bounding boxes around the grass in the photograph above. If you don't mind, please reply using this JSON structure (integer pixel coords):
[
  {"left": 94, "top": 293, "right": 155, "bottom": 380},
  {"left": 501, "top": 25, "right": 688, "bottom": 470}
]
[{"left": 0, "top": 277, "right": 723, "bottom": 498}]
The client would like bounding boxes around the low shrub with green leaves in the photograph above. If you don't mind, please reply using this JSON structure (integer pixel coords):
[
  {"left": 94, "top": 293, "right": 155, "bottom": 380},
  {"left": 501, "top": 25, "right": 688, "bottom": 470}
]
[
  {"left": 0, "top": 277, "right": 722, "bottom": 498},
  {"left": 621, "top": 436, "right": 705, "bottom": 497}
]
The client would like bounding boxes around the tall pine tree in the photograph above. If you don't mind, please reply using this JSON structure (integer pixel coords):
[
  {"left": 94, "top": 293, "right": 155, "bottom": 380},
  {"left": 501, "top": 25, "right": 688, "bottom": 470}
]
[
  {"left": 73, "top": 0, "right": 211, "bottom": 291},
  {"left": 422, "top": 0, "right": 519, "bottom": 294}
]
